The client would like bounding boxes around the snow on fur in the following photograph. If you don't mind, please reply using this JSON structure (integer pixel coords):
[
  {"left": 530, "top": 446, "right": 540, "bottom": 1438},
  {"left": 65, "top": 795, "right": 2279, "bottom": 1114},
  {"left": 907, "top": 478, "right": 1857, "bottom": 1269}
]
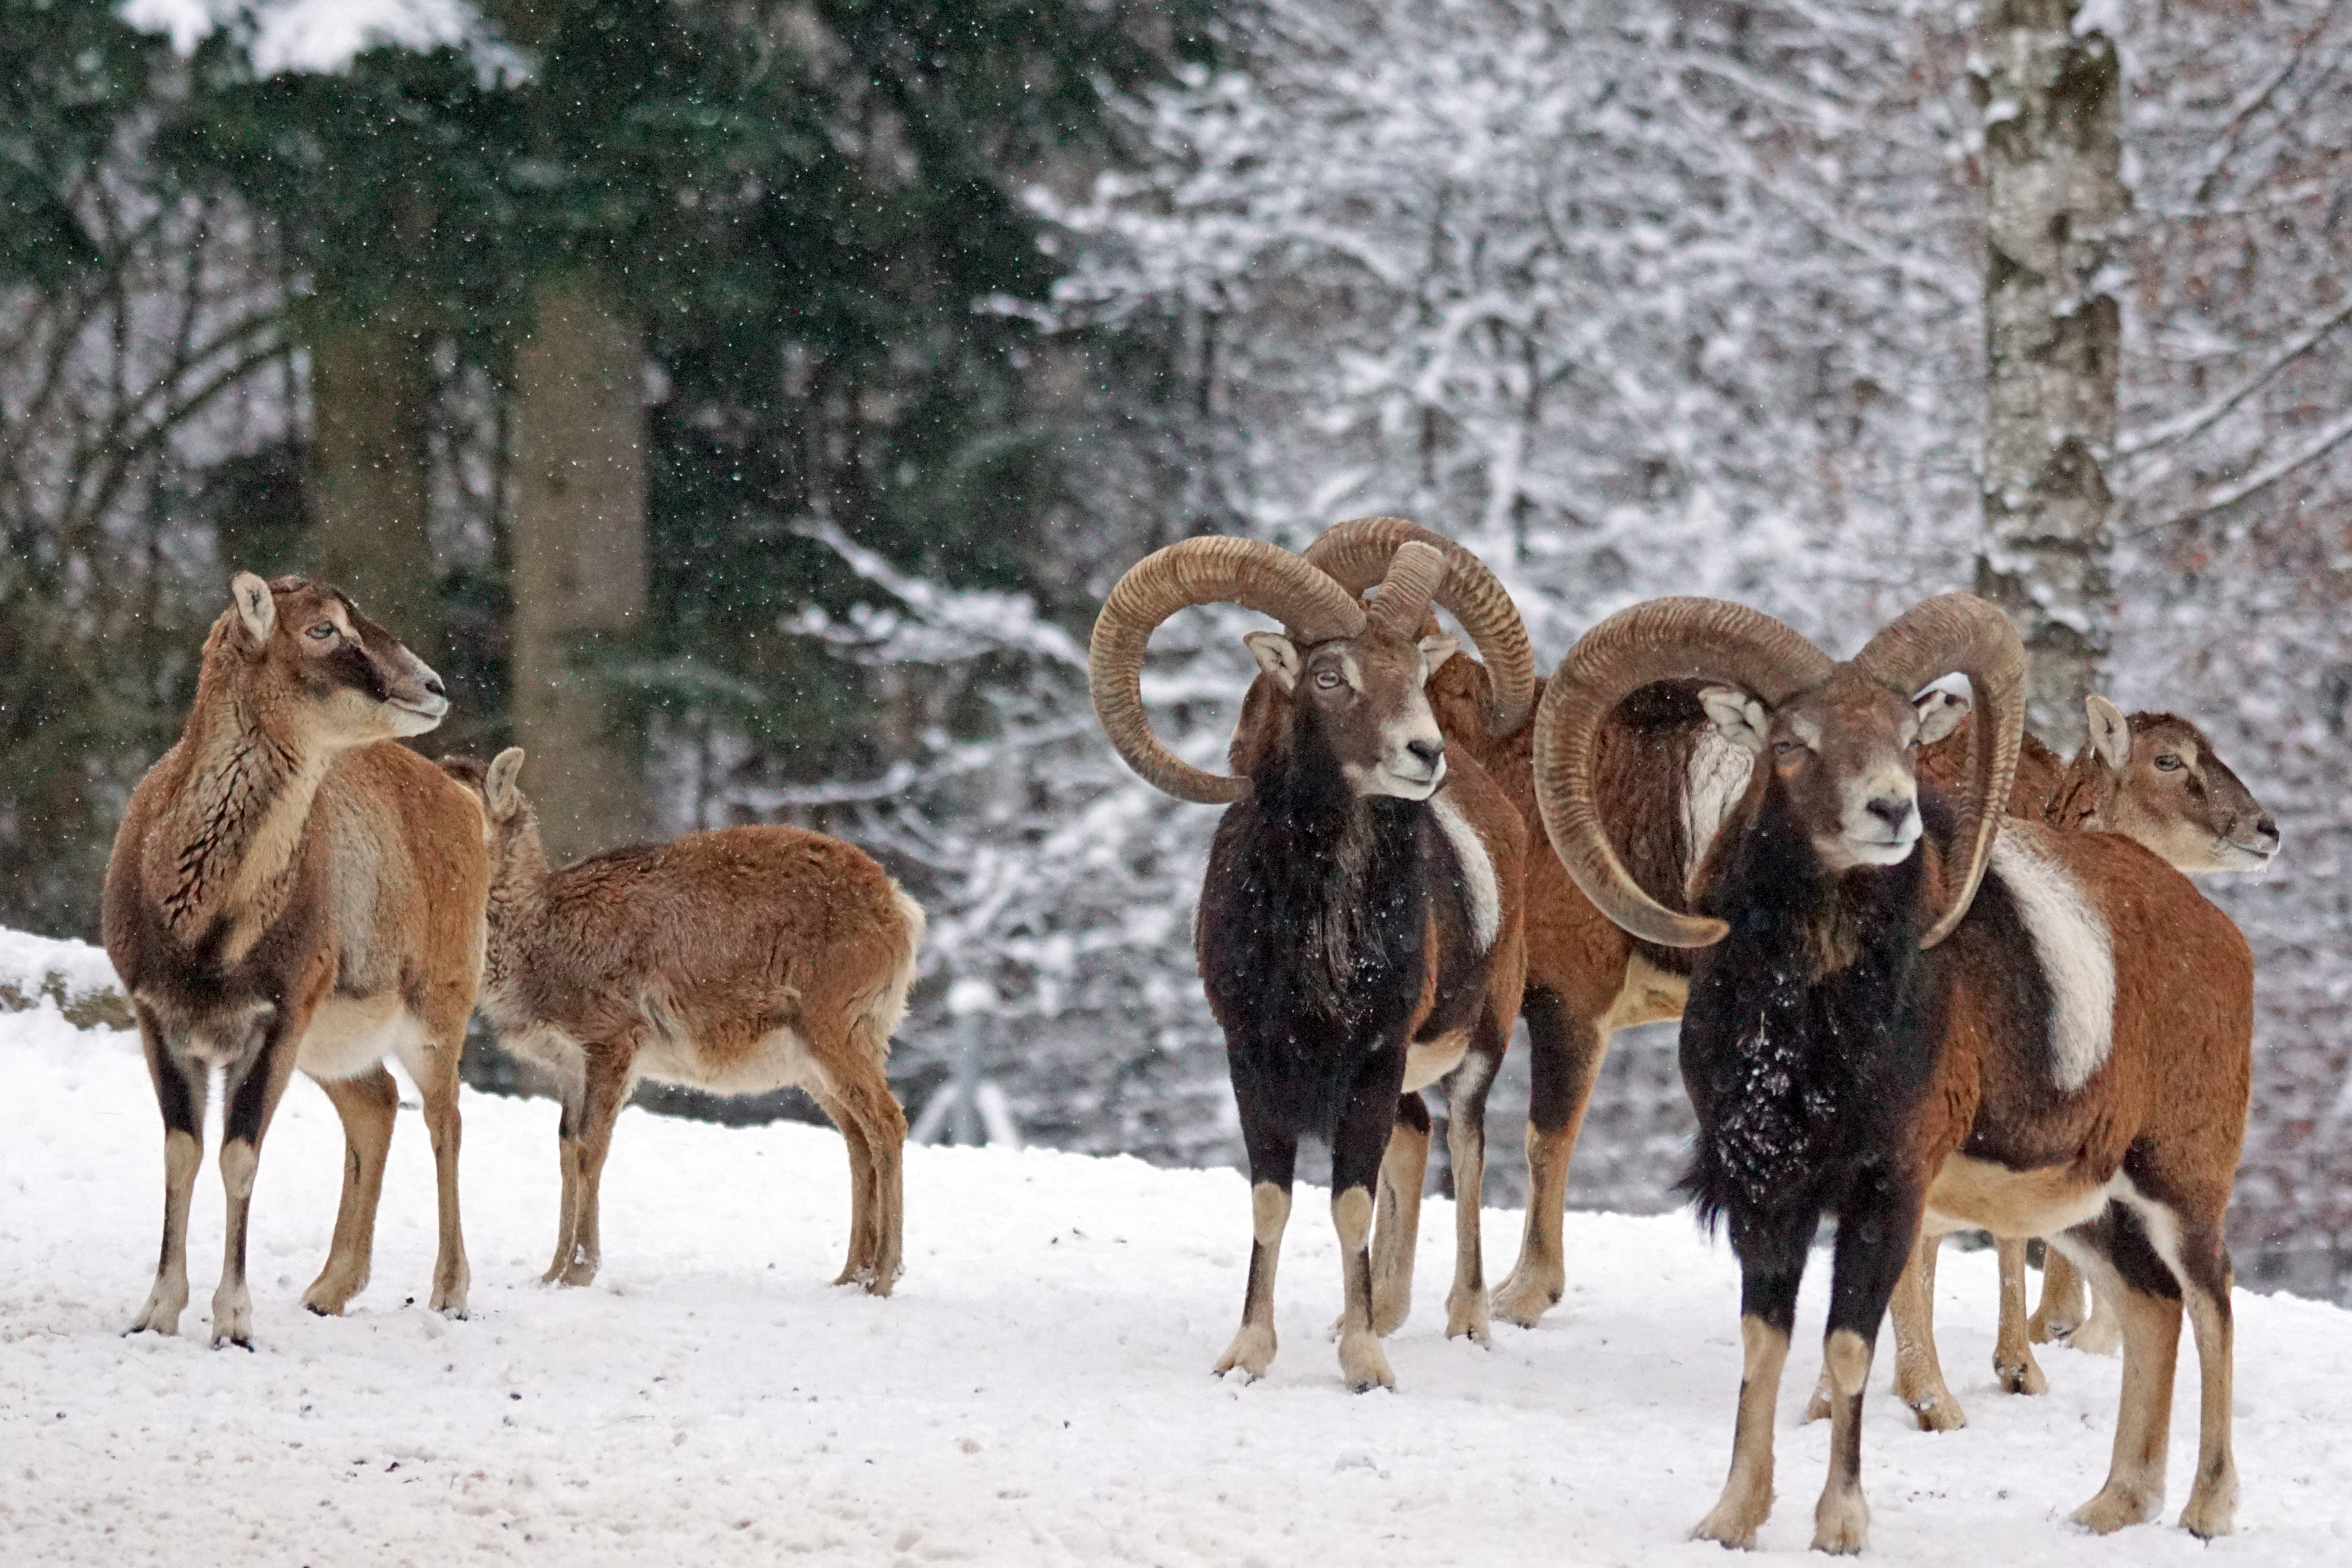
[{"left": 3, "top": 939, "right": 2350, "bottom": 1564}]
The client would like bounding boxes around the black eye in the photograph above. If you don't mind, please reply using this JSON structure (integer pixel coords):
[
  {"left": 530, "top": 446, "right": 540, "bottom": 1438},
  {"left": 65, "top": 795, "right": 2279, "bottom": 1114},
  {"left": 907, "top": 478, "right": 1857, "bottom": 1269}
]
[
  {"left": 1772, "top": 739, "right": 1796, "bottom": 756},
  {"left": 307, "top": 623, "right": 336, "bottom": 641},
  {"left": 1314, "top": 670, "right": 1342, "bottom": 690},
  {"left": 2154, "top": 754, "right": 2183, "bottom": 772}
]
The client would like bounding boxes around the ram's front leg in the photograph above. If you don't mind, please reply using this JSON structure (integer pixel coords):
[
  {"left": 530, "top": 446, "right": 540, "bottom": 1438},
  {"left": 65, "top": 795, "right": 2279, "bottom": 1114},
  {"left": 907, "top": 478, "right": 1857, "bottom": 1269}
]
[
  {"left": 1214, "top": 1096, "right": 1296, "bottom": 1383},
  {"left": 1330, "top": 1054, "right": 1405, "bottom": 1392}
]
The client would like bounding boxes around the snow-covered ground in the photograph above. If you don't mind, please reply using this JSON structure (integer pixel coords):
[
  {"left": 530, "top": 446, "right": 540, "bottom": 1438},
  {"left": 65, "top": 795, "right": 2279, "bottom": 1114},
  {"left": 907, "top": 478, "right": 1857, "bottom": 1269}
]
[{"left": 4, "top": 941, "right": 2350, "bottom": 1565}]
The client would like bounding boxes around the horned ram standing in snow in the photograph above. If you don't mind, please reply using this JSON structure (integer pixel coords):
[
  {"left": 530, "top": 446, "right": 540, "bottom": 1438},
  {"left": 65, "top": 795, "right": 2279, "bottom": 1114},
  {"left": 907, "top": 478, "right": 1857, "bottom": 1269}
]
[
  {"left": 440, "top": 748, "right": 922, "bottom": 1294},
  {"left": 1534, "top": 593, "right": 2250, "bottom": 1549},
  {"left": 105, "top": 574, "right": 488, "bottom": 1345},
  {"left": 1090, "top": 536, "right": 1528, "bottom": 1390},
  {"left": 1306, "top": 523, "right": 2275, "bottom": 1399}
]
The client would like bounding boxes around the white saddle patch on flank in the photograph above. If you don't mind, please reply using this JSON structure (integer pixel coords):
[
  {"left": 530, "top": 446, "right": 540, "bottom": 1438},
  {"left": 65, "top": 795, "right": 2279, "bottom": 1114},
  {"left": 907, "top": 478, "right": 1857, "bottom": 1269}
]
[
  {"left": 1430, "top": 791, "right": 1500, "bottom": 953},
  {"left": 1683, "top": 729, "right": 1755, "bottom": 886},
  {"left": 1988, "top": 824, "right": 2116, "bottom": 1094}
]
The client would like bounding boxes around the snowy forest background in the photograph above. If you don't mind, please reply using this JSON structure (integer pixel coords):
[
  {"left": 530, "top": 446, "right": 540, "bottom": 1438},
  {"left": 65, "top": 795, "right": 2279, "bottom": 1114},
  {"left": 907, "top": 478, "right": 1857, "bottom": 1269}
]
[{"left": 5, "top": 0, "right": 2350, "bottom": 1299}]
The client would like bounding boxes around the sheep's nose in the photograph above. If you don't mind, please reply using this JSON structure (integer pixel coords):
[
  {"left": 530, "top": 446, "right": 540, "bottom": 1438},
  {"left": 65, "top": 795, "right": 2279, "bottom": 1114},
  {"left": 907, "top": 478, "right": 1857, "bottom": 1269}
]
[
  {"left": 2256, "top": 814, "right": 2279, "bottom": 844},
  {"left": 1405, "top": 739, "right": 1444, "bottom": 771},
  {"left": 1865, "top": 795, "right": 1912, "bottom": 831},
  {"left": 423, "top": 673, "right": 448, "bottom": 699}
]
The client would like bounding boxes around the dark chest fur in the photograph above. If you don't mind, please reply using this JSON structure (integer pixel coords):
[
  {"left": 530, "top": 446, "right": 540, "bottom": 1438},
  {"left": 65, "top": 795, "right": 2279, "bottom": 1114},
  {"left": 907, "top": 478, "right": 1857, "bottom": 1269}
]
[
  {"left": 1679, "top": 791, "right": 1948, "bottom": 1229},
  {"left": 1198, "top": 769, "right": 1449, "bottom": 1138}
]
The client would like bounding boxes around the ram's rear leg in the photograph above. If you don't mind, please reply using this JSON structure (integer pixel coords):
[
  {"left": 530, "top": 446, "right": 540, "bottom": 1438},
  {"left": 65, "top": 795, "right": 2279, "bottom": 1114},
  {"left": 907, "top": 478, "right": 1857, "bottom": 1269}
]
[
  {"left": 1494, "top": 988, "right": 1604, "bottom": 1328},
  {"left": 1365, "top": 1094, "right": 1429, "bottom": 1337},
  {"left": 2171, "top": 1225, "right": 2238, "bottom": 1539},
  {"left": 1442, "top": 1037, "right": 1503, "bottom": 1344},
  {"left": 2063, "top": 1212, "right": 2183, "bottom": 1535}
]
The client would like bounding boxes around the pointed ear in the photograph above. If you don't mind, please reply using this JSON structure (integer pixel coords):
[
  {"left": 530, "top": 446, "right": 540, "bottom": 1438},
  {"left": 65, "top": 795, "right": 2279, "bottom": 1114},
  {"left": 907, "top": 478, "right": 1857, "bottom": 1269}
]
[
  {"left": 1700, "top": 685, "right": 1771, "bottom": 755},
  {"left": 2085, "top": 694, "right": 2131, "bottom": 770},
  {"left": 1418, "top": 632, "right": 1459, "bottom": 676},
  {"left": 229, "top": 572, "right": 276, "bottom": 651},
  {"left": 1914, "top": 685, "right": 1971, "bottom": 746},
  {"left": 485, "top": 747, "right": 527, "bottom": 822},
  {"left": 1243, "top": 631, "right": 1301, "bottom": 693}
]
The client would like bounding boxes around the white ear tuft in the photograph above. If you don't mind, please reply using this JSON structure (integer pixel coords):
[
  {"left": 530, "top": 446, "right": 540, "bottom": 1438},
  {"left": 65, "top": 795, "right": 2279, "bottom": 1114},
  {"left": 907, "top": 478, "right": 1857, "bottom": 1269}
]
[
  {"left": 2085, "top": 693, "right": 2130, "bottom": 771},
  {"left": 1700, "top": 685, "right": 1771, "bottom": 755},
  {"left": 1243, "top": 631, "right": 1301, "bottom": 693},
  {"left": 1914, "top": 686, "right": 1972, "bottom": 746},
  {"left": 229, "top": 572, "right": 275, "bottom": 650},
  {"left": 485, "top": 747, "right": 527, "bottom": 822},
  {"left": 1419, "top": 633, "right": 1459, "bottom": 675}
]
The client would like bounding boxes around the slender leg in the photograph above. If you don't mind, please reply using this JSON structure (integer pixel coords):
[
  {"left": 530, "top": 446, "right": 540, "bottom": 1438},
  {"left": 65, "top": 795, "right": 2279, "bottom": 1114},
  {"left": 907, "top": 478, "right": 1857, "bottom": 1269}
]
[
  {"left": 1443, "top": 1040, "right": 1501, "bottom": 1343},
  {"left": 1886, "top": 1231, "right": 1967, "bottom": 1430},
  {"left": 544, "top": 1089, "right": 584, "bottom": 1284},
  {"left": 809, "top": 1084, "right": 879, "bottom": 1285},
  {"left": 1693, "top": 1264, "right": 1803, "bottom": 1549},
  {"left": 1332, "top": 1065, "right": 1404, "bottom": 1392},
  {"left": 129, "top": 1021, "right": 207, "bottom": 1338},
  {"left": 1367, "top": 1094, "right": 1429, "bottom": 1337},
  {"left": 1992, "top": 1236, "right": 2048, "bottom": 1394},
  {"left": 211, "top": 1020, "right": 307, "bottom": 1348},
  {"left": 1494, "top": 988, "right": 1606, "bottom": 1328},
  {"left": 414, "top": 1053, "right": 470, "bottom": 1317},
  {"left": 302, "top": 1066, "right": 399, "bottom": 1315},
  {"left": 2171, "top": 1229, "right": 2238, "bottom": 1539},
  {"left": 824, "top": 1065, "right": 908, "bottom": 1292},
  {"left": 1214, "top": 1103, "right": 1297, "bottom": 1381},
  {"left": 555, "top": 1047, "right": 633, "bottom": 1288},
  {"left": 1811, "top": 1183, "right": 1920, "bottom": 1555},
  {"left": 2029, "top": 1246, "right": 2089, "bottom": 1344},
  {"left": 2062, "top": 1217, "right": 2182, "bottom": 1534}
]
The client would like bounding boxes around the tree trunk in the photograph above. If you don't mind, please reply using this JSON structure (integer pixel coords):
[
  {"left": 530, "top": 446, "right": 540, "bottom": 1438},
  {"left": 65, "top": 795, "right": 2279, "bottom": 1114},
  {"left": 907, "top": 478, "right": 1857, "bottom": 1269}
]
[
  {"left": 1974, "top": 1, "right": 2127, "bottom": 754},
  {"left": 507, "top": 270, "right": 652, "bottom": 861},
  {"left": 307, "top": 309, "right": 441, "bottom": 652}
]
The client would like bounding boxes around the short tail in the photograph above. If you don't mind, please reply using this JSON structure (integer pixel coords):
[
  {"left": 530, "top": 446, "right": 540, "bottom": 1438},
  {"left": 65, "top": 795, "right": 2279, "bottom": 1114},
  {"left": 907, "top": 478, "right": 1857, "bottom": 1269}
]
[{"left": 849, "top": 886, "right": 925, "bottom": 1066}]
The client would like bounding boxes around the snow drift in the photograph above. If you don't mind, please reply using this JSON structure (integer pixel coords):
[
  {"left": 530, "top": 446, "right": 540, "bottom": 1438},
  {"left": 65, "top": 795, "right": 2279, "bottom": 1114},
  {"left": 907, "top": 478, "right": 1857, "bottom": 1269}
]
[{"left": 3, "top": 935, "right": 2349, "bottom": 1564}]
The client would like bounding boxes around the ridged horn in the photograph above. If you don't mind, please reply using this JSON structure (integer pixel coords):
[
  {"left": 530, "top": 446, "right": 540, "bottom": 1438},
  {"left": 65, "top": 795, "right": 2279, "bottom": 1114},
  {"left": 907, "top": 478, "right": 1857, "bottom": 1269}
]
[
  {"left": 1303, "top": 516, "right": 1537, "bottom": 735},
  {"left": 1533, "top": 597, "right": 1833, "bottom": 947},
  {"left": 1090, "top": 536, "right": 1367, "bottom": 803},
  {"left": 1366, "top": 540, "right": 1447, "bottom": 639},
  {"left": 1851, "top": 593, "right": 2026, "bottom": 948}
]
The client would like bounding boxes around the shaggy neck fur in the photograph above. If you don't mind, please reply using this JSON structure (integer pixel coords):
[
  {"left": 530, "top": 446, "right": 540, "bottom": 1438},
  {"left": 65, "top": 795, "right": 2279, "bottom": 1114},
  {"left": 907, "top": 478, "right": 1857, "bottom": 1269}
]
[
  {"left": 1681, "top": 785, "right": 1941, "bottom": 1238},
  {"left": 145, "top": 656, "right": 330, "bottom": 945}
]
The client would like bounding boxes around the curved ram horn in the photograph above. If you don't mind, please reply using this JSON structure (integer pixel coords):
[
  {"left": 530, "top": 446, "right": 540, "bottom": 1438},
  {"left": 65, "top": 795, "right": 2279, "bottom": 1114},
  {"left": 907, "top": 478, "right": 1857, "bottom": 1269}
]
[
  {"left": 1852, "top": 593, "right": 2027, "bottom": 948},
  {"left": 1303, "top": 516, "right": 1537, "bottom": 736},
  {"left": 1365, "top": 540, "right": 1448, "bottom": 639},
  {"left": 1532, "top": 597, "right": 1833, "bottom": 947},
  {"left": 1089, "top": 537, "right": 1367, "bottom": 803}
]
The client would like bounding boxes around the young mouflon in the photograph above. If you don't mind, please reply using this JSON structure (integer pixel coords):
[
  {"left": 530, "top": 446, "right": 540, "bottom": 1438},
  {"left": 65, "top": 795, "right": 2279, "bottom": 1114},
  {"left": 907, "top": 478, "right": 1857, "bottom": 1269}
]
[{"left": 446, "top": 748, "right": 922, "bottom": 1294}]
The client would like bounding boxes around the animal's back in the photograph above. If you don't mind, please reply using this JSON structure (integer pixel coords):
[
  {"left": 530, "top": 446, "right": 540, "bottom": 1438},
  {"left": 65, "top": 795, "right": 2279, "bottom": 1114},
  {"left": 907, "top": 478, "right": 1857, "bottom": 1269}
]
[{"left": 535, "top": 824, "right": 913, "bottom": 1028}]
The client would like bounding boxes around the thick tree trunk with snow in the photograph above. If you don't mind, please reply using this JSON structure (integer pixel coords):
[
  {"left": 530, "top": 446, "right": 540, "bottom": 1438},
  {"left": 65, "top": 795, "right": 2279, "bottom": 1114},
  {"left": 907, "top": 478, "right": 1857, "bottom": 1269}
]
[
  {"left": 508, "top": 270, "right": 652, "bottom": 861},
  {"left": 307, "top": 310, "right": 441, "bottom": 653},
  {"left": 1973, "top": 0, "right": 2127, "bottom": 753}
]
